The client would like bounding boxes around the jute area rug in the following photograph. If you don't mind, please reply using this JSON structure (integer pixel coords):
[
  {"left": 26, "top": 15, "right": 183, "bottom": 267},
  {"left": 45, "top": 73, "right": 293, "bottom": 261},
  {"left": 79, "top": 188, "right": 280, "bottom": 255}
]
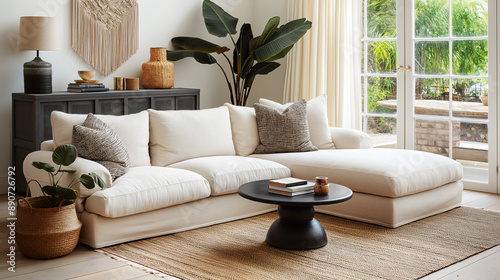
[{"left": 101, "top": 207, "right": 500, "bottom": 280}]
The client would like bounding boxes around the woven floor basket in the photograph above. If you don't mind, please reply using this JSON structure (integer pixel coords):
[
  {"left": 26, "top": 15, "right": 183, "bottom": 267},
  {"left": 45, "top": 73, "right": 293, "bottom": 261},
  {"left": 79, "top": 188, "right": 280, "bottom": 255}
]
[{"left": 16, "top": 197, "right": 82, "bottom": 259}]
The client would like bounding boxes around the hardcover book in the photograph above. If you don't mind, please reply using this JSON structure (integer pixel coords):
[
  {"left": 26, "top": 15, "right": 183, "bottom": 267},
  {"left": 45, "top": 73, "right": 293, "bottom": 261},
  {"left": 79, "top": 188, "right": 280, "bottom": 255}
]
[
  {"left": 268, "top": 182, "right": 315, "bottom": 192},
  {"left": 268, "top": 177, "right": 308, "bottom": 188},
  {"left": 268, "top": 189, "right": 314, "bottom": 196}
]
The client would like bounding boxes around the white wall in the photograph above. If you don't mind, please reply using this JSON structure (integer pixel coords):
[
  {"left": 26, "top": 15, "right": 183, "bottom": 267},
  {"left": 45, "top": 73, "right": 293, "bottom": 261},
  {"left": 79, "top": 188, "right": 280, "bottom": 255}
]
[{"left": 0, "top": 0, "right": 288, "bottom": 194}]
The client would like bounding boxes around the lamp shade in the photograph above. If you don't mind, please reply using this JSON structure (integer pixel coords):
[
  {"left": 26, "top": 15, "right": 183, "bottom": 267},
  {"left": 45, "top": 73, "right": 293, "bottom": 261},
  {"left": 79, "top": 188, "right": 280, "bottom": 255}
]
[{"left": 18, "top": 16, "right": 58, "bottom": 51}]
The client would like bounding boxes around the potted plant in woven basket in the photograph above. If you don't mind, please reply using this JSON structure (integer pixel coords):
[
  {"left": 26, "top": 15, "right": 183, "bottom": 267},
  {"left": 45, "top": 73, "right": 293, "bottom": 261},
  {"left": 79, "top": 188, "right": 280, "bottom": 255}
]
[{"left": 17, "top": 144, "right": 106, "bottom": 259}]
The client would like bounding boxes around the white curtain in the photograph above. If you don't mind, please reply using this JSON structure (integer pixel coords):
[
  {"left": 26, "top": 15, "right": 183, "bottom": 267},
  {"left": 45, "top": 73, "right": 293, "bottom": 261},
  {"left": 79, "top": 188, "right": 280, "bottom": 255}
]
[{"left": 284, "top": 0, "right": 362, "bottom": 129}]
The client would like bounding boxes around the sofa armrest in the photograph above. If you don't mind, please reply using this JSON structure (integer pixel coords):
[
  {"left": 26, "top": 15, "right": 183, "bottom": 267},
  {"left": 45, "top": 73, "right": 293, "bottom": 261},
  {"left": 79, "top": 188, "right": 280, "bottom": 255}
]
[
  {"left": 23, "top": 151, "right": 113, "bottom": 213},
  {"left": 41, "top": 140, "right": 55, "bottom": 151},
  {"left": 329, "top": 127, "right": 373, "bottom": 149}
]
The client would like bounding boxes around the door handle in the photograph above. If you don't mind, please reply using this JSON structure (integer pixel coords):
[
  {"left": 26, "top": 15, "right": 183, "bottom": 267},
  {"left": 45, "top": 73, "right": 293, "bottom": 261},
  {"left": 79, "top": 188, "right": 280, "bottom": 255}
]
[{"left": 398, "top": 65, "right": 412, "bottom": 72}]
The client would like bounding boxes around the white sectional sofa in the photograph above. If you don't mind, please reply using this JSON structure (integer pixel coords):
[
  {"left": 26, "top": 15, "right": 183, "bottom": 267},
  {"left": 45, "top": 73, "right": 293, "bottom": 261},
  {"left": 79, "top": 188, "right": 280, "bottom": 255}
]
[{"left": 23, "top": 102, "right": 463, "bottom": 248}]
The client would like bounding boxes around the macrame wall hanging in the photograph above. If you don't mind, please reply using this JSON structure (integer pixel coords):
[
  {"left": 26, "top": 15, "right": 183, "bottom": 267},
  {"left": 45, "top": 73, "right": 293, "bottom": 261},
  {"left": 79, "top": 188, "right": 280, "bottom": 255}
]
[{"left": 71, "top": 0, "right": 139, "bottom": 76}]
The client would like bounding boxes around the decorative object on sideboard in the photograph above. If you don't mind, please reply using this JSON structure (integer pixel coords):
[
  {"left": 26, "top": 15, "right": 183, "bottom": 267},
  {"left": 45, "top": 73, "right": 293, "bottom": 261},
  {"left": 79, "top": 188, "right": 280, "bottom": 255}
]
[
  {"left": 68, "top": 70, "right": 108, "bottom": 92},
  {"left": 142, "top": 47, "right": 174, "bottom": 89},
  {"left": 17, "top": 144, "right": 106, "bottom": 259},
  {"left": 314, "top": 176, "right": 330, "bottom": 195},
  {"left": 125, "top": 78, "right": 140, "bottom": 90},
  {"left": 71, "top": 0, "right": 139, "bottom": 76},
  {"left": 114, "top": 77, "right": 125, "bottom": 90},
  {"left": 78, "top": 70, "right": 95, "bottom": 81},
  {"left": 167, "top": 0, "right": 311, "bottom": 106},
  {"left": 18, "top": 16, "right": 59, "bottom": 94}
]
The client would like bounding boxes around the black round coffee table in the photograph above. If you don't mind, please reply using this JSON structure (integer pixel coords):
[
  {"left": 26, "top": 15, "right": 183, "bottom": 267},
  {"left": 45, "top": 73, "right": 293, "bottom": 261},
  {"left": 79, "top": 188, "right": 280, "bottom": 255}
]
[{"left": 238, "top": 180, "right": 353, "bottom": 250}]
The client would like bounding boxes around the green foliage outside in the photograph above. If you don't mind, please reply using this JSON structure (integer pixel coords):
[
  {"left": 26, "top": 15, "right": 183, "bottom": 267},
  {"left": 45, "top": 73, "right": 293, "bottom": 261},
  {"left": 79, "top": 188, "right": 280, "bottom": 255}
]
[{"left": 365, "top": 0, "right": 488, "bottom": 133}]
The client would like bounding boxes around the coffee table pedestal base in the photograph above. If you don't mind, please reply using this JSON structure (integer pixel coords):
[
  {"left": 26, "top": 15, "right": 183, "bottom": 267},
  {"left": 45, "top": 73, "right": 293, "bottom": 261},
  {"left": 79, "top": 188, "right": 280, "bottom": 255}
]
[{"left": 266, "top": 205, "right": 327, "bottom": 250}]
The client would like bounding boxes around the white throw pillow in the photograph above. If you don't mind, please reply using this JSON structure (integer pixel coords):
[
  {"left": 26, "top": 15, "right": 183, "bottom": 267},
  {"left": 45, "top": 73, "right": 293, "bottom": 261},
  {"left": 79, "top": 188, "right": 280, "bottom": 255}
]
[
  {"left": 259, "top": 95, "right": 335, "bottom": 149},
  {"left": 51, "top": 111, "right": 151, "bottom": 167},
  {"left": 224, "top": 103, "right": 260, "bottom": 156},
  {"left": 148, "top": 107, "right": 236, "bottom": 166}
]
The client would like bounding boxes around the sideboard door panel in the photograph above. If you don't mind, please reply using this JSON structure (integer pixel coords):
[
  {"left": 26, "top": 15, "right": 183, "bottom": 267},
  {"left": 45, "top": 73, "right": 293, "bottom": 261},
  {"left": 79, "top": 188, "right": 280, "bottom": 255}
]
[
  {"left": 69, "top": 101, "right": 95, "bottom": 114},
  {"left": 128, "top": 98, "right": 151, "bottom": 114},
  {"left": 154, "top": 97, "right": 175, "bottom": 111},
  {"left": 98, "top": 99, "right": 125, "bottom": 115}
]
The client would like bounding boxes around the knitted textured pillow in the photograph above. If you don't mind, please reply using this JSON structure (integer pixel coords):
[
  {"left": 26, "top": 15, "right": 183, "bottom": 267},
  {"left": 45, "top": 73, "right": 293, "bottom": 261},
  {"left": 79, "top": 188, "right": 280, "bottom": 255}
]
[
  {"left": 254, "top": 99, "right": 318, "bottom": 154},
  {"left": 72, "top": 113, "right": 130, "bottom": 179}
]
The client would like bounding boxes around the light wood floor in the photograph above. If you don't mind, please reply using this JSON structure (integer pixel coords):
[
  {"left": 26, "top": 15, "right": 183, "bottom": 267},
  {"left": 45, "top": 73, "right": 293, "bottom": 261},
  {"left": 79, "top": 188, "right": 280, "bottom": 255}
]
[{"left": 1, "top": 190, "right": 500, "bottom": 280}]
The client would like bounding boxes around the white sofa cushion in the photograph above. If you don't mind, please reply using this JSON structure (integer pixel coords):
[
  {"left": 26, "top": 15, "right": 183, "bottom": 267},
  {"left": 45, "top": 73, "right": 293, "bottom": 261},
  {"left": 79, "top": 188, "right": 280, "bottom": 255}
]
[
  {"left": 169, "top": 156, "right": 291, "bottom": 196},
  {"left": 85, "top": 166, "right": 211, "bottom": 218},
  {"left": 259, "top": 95, "right": 335, "bottom": 149},
  {"left": 251, "top": 149, "right": 462, "bottom": 198},
  {"left": 148, "top": 107, "right": 236, "bottom": 166},
  {"left": 224, "top": 103, "right": 260, "bottom": 156},
  {"left": 51, "top": 111, "right": 150, "bottom": 167}
]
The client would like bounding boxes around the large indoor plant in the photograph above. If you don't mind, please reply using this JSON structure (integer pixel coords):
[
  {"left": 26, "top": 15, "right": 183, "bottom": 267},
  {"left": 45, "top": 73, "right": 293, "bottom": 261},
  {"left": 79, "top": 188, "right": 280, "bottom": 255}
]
[
  {"left": 167, "top": 0, "right": 312, "bottom": 106},
  {"left": 17, "top": 144, "right": 106, "bottom": 259}
]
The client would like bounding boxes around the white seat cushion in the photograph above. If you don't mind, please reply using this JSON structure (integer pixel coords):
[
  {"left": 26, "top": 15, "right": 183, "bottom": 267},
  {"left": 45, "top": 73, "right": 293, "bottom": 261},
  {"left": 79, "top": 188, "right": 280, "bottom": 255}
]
[
  {"left": 251, "top": 149, "right": 462, "bottom": 198},
  {"left": 148, "top": 107, "right": 236, "bottom": 166},
  {"left": 85, "top": 167, "right": 211, "bottom": 218},
  {"left": 51, "top": 111, "right": 150, "bottom": 167},
  {"left": 169, "top": 156, "right": 291, "bottom": 196}
]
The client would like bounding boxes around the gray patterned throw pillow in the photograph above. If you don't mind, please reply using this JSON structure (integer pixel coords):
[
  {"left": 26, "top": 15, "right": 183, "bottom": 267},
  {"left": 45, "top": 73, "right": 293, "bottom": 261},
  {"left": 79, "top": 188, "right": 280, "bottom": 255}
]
[
  {"left": 254, "top": 99, "right": 318, "bottom": 154},
  {"left": 72, "top": 114, "right": 130, "bottom": 179}
]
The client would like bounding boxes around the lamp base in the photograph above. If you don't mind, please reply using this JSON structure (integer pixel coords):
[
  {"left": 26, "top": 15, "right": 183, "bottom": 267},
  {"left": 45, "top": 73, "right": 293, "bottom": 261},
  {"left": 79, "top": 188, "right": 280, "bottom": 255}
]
[{"left": 24, "top": 56, "right": 52, "bottom": 94}]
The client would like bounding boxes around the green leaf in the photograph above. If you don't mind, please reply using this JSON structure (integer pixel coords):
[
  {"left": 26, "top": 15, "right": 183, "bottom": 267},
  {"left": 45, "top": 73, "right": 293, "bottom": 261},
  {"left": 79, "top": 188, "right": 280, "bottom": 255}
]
[
  {"left": 90, "top": 173, "right": 107, "bottom": 190},
  {"left": 56, "top": 185, "right": 77, "bottom": 200},
  {"left": 263, "top": 45, "right": 294, "bottom": 62},
  {"left": 53, "top": 144, "right": 77, "bottom": 166},
  {"left": 202, "top": 0, "right": 238, "bottom": 38},
  {"left": 233, "top": 24, "right": 254, "bottom": 75},
  {"left": 42, "top": 185, "right": 57, "bottom": 196},
  {"left": 79, "top": 174, "right": 94, "bottom": 189},
  {"left": 167, "top": 50, "right": 218, "bottom": 65},
  {"left": 244, "top": 62, "right": 280, "bottom": 89},
  {"left": 32, "top": 162, "right": 56, "bottom": 173},
  {"left": 252, "top": 18, "right": 312, "bottom": 62},
  {"left": 255, "top": 16, "right": 280, "bottom": 49},
  {"left": 171, "top": 37, "right": 230, "bottom": 54},
  {"left": 79, "top": 173, "right": 107, "bottom": 190}
]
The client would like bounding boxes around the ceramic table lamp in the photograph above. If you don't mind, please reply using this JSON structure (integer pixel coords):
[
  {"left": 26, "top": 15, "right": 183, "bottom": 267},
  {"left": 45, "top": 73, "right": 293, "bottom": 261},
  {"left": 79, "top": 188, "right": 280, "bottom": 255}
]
[{"left": 18, "top": 16, "right": 58, "bottom": 94}]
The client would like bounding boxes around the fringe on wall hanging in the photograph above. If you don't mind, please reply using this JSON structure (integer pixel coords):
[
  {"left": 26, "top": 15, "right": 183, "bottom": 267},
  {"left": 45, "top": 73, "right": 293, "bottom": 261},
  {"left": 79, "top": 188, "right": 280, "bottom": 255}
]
[{"left": 71, "top": 0, "right": 139, "bottom": 76}]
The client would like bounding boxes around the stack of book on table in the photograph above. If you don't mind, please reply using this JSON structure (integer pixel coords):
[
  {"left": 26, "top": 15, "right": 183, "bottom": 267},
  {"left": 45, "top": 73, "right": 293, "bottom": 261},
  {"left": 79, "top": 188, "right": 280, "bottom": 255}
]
[
  {"left": 67, "top": 81, "right": 109, "bottom": 93},
  {"left": 268, "top": 177, "right": 314, "bottom": 196}
]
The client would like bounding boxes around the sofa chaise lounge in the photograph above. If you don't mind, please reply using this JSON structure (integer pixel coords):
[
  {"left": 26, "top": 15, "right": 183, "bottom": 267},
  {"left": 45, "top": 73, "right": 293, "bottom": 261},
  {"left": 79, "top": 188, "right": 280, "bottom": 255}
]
[{"left": 24, "top": 99, "right": 463, "bottom": 248}]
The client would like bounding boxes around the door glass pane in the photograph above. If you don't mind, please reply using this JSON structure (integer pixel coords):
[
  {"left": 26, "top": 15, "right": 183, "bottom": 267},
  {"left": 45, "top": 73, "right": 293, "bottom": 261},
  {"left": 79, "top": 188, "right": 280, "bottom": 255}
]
[
  {"left": 415, "top": 78, "right": 450, "bottom": 115},
  {"left": 452, "top": 0, "right": 488, "bottom": 37},
  {"left": 367, "top": 0, "right": 396, "bottom": 38},
  {"left": 453, "top": 121, "right": 489, "bottom": 168},
  {"left": 362, "top": 78, "right": 365, "bottom": 113},
  {"left": 452, "top": 40, "right": 488, "bottom": 75},
  {"left": 415, "top": 119, "right": 453, "bottom": 157},
  {"left": 368, "top": 77, "right": 397, "bottom": 113},
  {"left": 415, "top": 41, "right": 449, "bottom": 74},
  {"left": 415, "top": 0, "right": 449, "bottom": 38},
  {"left": 368, "top": 41, "right": 397, "bottom": 73},
  {"left": 451, "top": 78, "right": 487, "bottom": 118},
  {"left": 368, "top": 116, "right": 397, "bottom": 148}
]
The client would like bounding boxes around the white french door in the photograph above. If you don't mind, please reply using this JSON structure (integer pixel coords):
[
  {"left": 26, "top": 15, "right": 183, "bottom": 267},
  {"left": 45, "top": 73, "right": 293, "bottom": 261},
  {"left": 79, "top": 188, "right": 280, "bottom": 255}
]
[{"left": 362, "top": 0, "right": 499, "bottom": 193}]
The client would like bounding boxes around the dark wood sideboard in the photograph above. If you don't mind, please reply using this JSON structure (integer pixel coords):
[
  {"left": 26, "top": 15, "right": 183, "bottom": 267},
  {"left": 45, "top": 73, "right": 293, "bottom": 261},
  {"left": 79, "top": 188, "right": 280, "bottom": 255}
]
[{"left": 12, "top": 88, "right": 200, "bottom": 194}]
